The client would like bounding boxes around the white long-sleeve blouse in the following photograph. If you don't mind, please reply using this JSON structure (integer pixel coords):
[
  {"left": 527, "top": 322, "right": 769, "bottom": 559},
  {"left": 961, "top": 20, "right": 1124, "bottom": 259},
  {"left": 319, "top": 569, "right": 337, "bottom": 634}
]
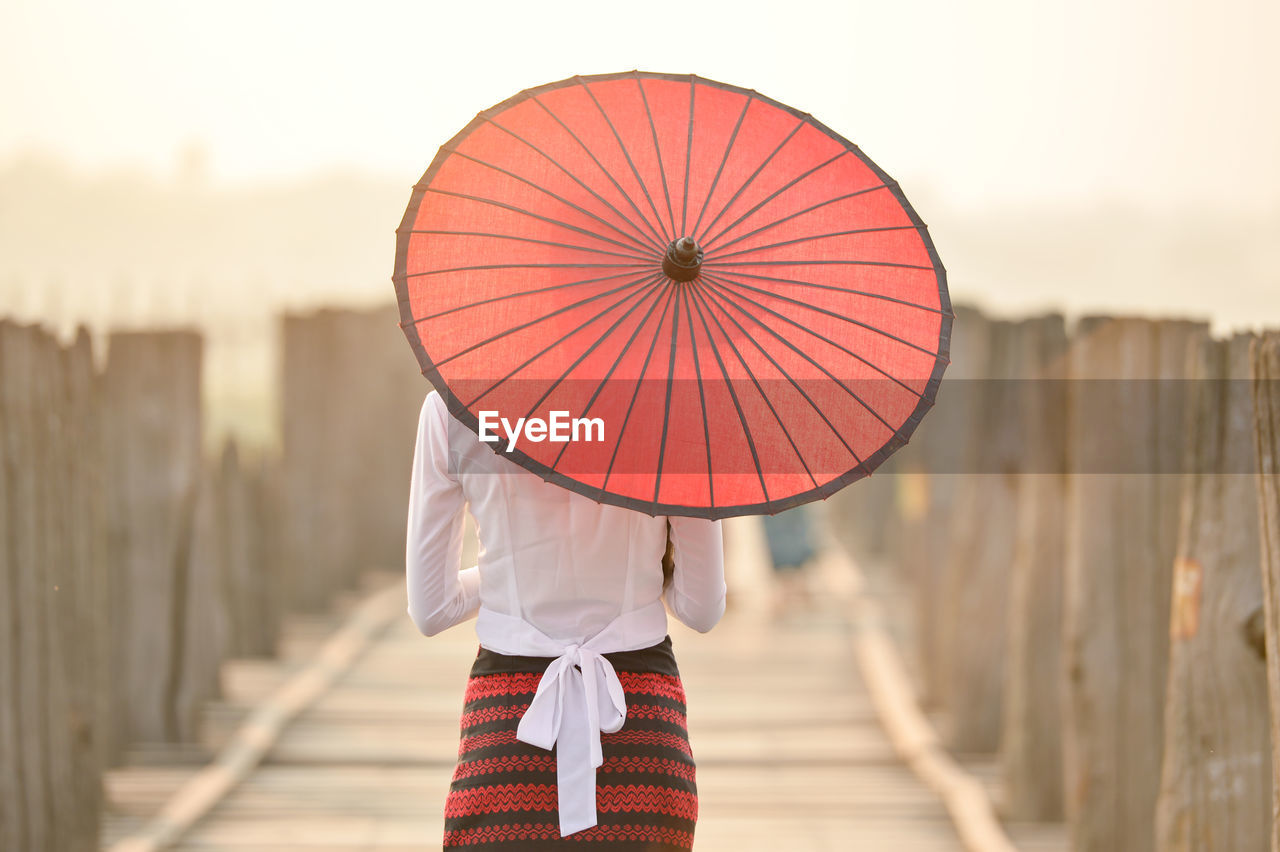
[
  {"left": 404, "top": 389, "right": 726, "bottom": 837},
  {"left": 405, "top": 389, "right": 726, "bottom": 643}
]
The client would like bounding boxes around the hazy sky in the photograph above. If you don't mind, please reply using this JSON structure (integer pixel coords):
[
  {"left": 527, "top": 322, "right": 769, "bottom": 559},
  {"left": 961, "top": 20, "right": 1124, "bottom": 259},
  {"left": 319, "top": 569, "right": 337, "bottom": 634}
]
[{"left": 4, "top": 0, "right": 1278, "bottom": 213}]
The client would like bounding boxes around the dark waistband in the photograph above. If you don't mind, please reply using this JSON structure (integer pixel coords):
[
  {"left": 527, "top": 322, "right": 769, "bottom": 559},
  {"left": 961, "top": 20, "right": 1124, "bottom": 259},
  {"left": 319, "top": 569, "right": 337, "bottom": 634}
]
[{"left": 470, "top": 635, "right": 679, "bottom": 678}]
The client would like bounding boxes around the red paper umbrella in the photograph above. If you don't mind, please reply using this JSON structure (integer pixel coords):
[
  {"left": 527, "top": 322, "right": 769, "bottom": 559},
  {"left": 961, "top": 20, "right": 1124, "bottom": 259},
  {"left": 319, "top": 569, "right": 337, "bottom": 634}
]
[{"left": 394, "top": 71, "right": 950, "bottom": 518}]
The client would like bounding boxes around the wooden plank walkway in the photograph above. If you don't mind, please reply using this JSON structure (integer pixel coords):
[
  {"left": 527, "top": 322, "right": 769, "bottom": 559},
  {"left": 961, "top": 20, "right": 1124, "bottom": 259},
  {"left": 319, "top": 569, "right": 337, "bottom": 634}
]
[{"left": 102, "top": 520, "right": 973, "bottom": 851}]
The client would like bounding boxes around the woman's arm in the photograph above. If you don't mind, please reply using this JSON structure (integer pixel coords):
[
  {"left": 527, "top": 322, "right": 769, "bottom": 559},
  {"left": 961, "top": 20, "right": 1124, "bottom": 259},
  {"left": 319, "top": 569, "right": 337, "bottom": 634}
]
[
  {"left": 406, "top": 391, "right": 480, "bottom": 636},
  {"left": 664, "top": 517, "right": 727, "bottom": 632}
]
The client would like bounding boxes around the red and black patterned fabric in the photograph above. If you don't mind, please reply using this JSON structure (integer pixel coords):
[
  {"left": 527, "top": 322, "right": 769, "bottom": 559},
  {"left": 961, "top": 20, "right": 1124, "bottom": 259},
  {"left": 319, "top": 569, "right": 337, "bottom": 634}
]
[{"left": 443, "top": 637, "right": 697, "bottom": 850}]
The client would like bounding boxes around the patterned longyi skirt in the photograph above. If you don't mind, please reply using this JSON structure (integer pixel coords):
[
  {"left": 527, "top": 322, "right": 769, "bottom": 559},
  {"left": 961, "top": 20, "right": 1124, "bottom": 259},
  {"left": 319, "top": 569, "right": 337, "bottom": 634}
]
[{"left": 442, "top": 637, "right": 698, "bottom": 850}]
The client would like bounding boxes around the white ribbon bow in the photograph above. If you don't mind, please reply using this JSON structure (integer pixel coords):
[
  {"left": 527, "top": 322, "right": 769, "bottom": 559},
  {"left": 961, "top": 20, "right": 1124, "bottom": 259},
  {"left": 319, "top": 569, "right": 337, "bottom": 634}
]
[{"left": 515, "top": 643, "right": 628, "bottom": 836}]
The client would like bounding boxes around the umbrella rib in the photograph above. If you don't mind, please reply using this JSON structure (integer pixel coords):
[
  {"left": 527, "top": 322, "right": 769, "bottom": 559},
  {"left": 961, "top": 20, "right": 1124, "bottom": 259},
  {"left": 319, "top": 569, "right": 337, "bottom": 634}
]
[
  {"left": 601, "top": 286, "right": 680, "bottom": 493},
  {"left": 680, "top": 79, "right": 695, "bottom": 237},
  {"left": 694, "top": 280, "right": 861, "bottom": 472},
  {"left": 633, "top": 73, "right": 678, "bottom": 240},
  {"left": 698, "top": 274, "right": 898, "bottom": 442},
  {"left": 702, "top": 267, "right": 947, "bottom": 316},
  {"left": 548, "top": 277, "right": 676, "bottom": 472},
  {"left": 686, "top": 283, "right": 812, "bottom": 490},
  {"left": 530, "top": 94, "right": 670, "bottom": 249},
  {"left": 691, "top": 281, "right": 768, "bottom": 501},
  {"left": 405, "top": 261, "right": 649, "bottom": 281},
  {"left": 699, "top": 271, "right": 934, "bottom": 398},
  {"left": 434, "top": 149, "right": 659, "bottom": 255},
  {"left": 482, "top": 116, "right": 664, "bottom": 253},
  {"left": 696, "top": 120, "right": 803, "bottom": 244},
  {"left": 576, "top": 77, "right": 672, "bottom": 244},
  {"left": 689, "top": 98, "right": 751, "bottom": 240},
  {"left": 465, "top": 275, "right": 667, "bottom": 410},
  {"left": 416, "top": 187, "right": 657, "bottom": 258},
  {"left": 650, "top": 271, "right": 684, "bottom": 505},
  {"left": 403, "top": 229, "right": 653, "bottom": 263},
  {"left": 704, "top": 180, "right": 886, "bottom": 255},
  {"left": 700, "top": 150, "right": 849, "bottom": 251},
  {"left": 405, "top": 269, "right": 647, "bottom": 324},
  {"left": 710, "top": 225, "right": 920, "bottom": 262},
  {"left": 431, "top": 274, "right": 659, "bottom": 369},
  {"left": 705, "top": 259, "right": 934, "bottom": 272},
  {"left": 679, "top": 284, "right": 716, "bottom": 509}
]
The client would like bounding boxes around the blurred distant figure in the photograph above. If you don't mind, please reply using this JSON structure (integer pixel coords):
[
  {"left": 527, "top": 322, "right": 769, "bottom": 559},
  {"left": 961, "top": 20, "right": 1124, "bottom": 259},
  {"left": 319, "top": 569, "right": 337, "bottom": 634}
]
[{"left": 762, "top": 504, "right": 819, "bottom": 615}]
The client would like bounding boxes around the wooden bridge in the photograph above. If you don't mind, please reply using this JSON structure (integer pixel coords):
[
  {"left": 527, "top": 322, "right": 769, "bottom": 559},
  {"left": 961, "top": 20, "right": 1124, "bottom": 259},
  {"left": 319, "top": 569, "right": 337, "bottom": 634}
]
[
  {"left": 7, "top": 309, "right": 1280, "bottom": 852},
  {"left": 97, "top": 518, "right": 1055, "bottom": 852}
]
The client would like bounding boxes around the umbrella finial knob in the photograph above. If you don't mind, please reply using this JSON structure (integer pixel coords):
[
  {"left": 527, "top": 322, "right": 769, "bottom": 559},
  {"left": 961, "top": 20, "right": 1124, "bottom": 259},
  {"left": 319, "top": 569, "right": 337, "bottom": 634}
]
[{"left": 663, "top": 237, "right": 703, "bottom": 282}]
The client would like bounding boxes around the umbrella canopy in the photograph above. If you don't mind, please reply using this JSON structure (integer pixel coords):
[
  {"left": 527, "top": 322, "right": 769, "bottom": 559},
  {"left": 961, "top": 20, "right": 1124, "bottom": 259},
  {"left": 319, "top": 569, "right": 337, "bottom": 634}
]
[{"left": 395, "top": 71, "right": 950, "bottom": 518}]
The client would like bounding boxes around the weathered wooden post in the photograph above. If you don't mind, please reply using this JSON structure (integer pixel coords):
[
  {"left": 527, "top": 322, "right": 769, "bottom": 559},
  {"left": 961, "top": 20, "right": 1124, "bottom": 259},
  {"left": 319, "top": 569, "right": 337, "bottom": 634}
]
[
  {"left": 0, "top": 322, "right": 43, "bottom": 851},
  {"left": 49, "top": 328, "right": 108, "bottom": 849},
  {"left": 900, "top": 304, "right": 992, "bottom": 707},
  {"left": 279, "top": 305, "right": 427, "bottom": 611},
  {"left": 62, "top": 327, "right": 110, "bottom": 846},
  {"left": 1250, "top": 332, "right": 1280, "bottom": 852},
  {"left": 174, "top": 454, "right": 230, "bottom": 742},
  {"left": 936, "top": 317, "right": 1033, "bottom": 752},
  {"left": 280, "top": 309, "right": 342, "bottom": 610},
  {"left": 999, "top": 313, "right": 1069, "bottom": 820},
  {"left": 1062, "top": 317, "right": 1207, "bottom": 852},
  {"left": 1156, "top": 332, "right": 1271, "bottom": 850},
  {"left": 0, "top": 322, "right": 106, "bottom": 851},
  {"left": 213, "top": 439, "right": 281, "bottom": 658},
  {"left": 102, "top": 330, "right": 203, "bottom": 750},
  {"left": 324, "top": 309, "right": 373, "bottom": 590},
  {"left": 337, "top": 307, "right": 426, "bottom": 577},
  {"left": 2, "top": 323, "right": 48, "bottom": 851}
]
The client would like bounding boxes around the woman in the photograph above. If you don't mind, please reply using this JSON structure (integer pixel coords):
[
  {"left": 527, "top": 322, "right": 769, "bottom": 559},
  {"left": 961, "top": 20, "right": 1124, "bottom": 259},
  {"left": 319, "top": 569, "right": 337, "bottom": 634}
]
[{"left": 406, "top": 390, "right": 727, "bottom": 850}]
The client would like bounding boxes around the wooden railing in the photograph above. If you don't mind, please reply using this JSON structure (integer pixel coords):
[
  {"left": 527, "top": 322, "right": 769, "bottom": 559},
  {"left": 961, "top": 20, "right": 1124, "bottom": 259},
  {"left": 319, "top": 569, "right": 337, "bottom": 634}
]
[
  {"left": 0, "top": 305, "right": 421, "bottom": 851},
  {"left": 3, "top": 303, "right": 1280, "bottom": 851},
  {"left": 838, "top": 307, "right": 1280, "bottom": 852}
]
